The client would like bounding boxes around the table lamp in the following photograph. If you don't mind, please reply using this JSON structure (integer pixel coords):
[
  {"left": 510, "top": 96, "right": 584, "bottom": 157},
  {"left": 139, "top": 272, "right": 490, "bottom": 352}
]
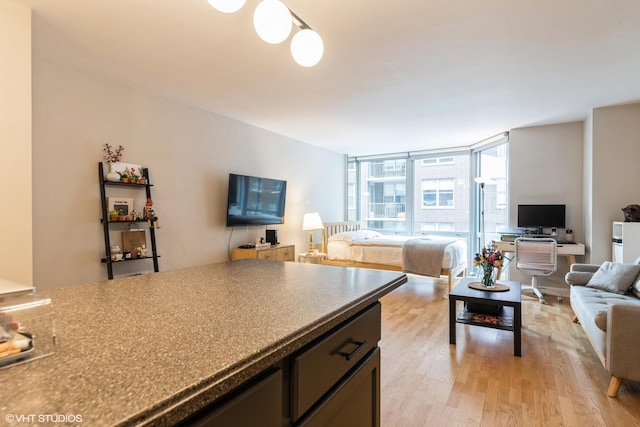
[{"left": 302, "top": 212, "right": 323, "bottom": 253}]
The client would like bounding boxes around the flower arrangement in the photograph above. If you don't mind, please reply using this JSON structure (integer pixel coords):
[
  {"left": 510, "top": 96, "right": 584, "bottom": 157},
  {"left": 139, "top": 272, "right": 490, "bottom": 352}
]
[
  {"left": 103, "top": 143, "right": 124, "bottom": 163},
  {"left": 473, "top": 246, "right": 504, "bottom": 287},
  {"left": 128, "top": 167, "right": 139, "bottom": 182}
]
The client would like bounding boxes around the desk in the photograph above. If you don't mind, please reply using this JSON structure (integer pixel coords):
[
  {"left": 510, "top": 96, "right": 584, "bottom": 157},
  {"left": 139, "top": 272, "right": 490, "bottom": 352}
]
[{"left": 493, "top": 240, "right": 585, "bottom": 266}]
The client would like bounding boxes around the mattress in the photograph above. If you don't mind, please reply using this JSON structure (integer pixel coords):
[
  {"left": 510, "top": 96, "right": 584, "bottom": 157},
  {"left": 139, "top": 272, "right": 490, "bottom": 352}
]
[{"left": 326, "top": 231, "right": 466, "bottom": 269}]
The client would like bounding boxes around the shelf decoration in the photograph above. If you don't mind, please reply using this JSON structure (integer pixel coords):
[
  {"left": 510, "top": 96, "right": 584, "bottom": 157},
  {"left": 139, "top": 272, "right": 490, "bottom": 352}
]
[
  {"left": 103, "top": 144, "right": 124, "bottom": 182},
  {"left": 108, "top": 197, "right": 133, "bottom": 217}
]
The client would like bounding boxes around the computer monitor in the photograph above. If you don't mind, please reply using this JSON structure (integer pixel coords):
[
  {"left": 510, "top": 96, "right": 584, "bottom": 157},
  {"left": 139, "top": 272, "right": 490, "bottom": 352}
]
[{"left": 517, "top": 204, "right": 566, "bottom": 230}]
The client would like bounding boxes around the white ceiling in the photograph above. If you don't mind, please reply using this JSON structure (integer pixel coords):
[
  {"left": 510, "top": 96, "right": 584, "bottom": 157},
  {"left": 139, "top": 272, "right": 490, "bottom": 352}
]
[{"left": 13, "top": 0, "right": 640, "bottom": 156}]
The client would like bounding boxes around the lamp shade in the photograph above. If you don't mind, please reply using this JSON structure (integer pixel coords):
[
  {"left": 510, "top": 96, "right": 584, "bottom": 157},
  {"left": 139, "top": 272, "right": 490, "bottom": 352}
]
[
  {"left": 207, "top": 0, "right": 246, "bottom": 13},
  {"left": 291, "top": 29, "right": 324, "bottom": 67},
  {"left": 253, "top": 0, "right": 292, "bottom": 44},
  {"left": 302, "top": 212, "right": 323, "bottom": 231}
]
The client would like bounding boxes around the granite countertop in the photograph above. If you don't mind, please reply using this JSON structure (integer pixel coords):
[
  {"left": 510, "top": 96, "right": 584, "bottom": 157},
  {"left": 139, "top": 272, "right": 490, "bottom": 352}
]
[{"left": 0, "top": 260, "right": 406, "bottom": 426}]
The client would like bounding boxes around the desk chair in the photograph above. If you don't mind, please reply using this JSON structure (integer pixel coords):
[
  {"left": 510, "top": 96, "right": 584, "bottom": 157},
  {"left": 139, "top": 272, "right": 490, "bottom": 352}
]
[{"left": 515, "top": 237, "right": 558, "bottom": 304}]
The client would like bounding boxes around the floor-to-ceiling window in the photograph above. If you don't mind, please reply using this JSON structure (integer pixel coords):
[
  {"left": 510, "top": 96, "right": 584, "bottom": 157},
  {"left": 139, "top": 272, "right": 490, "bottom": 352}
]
[
  {"left": 347, "top": 157, "right": 407, "bottom": 233},
  {"left": 412, "top": 152, "right": 471, "bottom": 239},
  {"left": 347, "top": 134, "right": 509, "bottom": 267},
  {"left": 474, "top": 142, "right": 509, "bottom": 252}
]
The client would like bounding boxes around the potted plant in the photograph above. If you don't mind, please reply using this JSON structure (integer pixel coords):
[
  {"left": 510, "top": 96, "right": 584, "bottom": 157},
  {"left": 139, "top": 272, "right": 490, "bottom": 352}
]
[
  {"left": 109, "top": 210, "right": 118, "bottom": 222},
  {"left": 117, "top": 169, "right": 130, "bottom": 183},
  {"left": 136, "top": 167, "right": 145, "bottom": 184},
  {"left": 117, "top": 209, "right": 126, "bottom": 222},
  {"left": 128, "top": 167, "right": 139, "bottom": 184}
]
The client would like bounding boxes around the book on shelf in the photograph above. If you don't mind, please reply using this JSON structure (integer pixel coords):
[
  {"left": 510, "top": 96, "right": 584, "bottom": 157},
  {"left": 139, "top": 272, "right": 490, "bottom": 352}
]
[{"left": 108, "top": 197, "right": 133, "bottom": 215}]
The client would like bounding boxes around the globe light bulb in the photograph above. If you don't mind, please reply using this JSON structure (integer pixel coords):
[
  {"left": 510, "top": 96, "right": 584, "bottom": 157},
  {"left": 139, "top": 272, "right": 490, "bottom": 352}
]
[
  {"left": 290, "top": 29, "right": 324, "bottom": 67},
  {"left": 207, "top": 0, "right": 246, "bottom": 13},
  {"left": 253, "top": 0, "right": 292, "bottom": 44}
]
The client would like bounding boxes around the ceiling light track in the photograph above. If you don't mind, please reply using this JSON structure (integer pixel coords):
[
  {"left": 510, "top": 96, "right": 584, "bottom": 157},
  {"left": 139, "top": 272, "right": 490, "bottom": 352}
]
[
  {"left": 207, "top": 0, "right": 324, "bottom": 67},
  {"left": 289, "top": 9, "right": 309, "bottom": 30}
]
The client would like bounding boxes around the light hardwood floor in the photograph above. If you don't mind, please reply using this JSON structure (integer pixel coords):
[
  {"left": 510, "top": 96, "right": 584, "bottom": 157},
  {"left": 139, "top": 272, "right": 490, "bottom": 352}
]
[{"left": 379, "top": 274, "right": 640, "bottom": 426}]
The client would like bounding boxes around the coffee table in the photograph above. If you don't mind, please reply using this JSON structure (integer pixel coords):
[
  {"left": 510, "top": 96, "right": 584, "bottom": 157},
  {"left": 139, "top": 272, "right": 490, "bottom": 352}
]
[{"left": 449, "top": 277, "right": 522, "bottom": 357}]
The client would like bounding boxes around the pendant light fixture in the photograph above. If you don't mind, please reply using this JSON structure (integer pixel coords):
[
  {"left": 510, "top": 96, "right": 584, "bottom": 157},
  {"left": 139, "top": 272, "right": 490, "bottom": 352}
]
[
  {"left": 207, "top": 0, "right": 246, "bottom": 14},
  {"left": 253, "top": 0, "right": 292, "bottom": 44},
  {"left": 208, "top": 0, "right": 323, "bottom": 67},
  {"left": 290, "top": 28, "right": 323, "bottom": 67}
]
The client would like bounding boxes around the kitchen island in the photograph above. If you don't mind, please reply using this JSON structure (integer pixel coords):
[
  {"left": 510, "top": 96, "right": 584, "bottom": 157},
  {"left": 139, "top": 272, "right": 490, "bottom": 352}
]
[{"left": 0, "top": 259, "right": 407, "bottom": 426}]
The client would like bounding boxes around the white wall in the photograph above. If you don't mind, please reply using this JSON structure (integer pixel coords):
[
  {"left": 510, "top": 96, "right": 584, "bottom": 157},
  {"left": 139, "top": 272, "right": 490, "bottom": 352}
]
[
  {"left": 589, "top": 103, "right": 640, "bottom": 263},
  {"left": 0, "top": 2, "right": 32, "bottom": 286},
  {"left": 507, "top": 122, "right": 584, "bottom": 288},
  {"left": 31, "top": 57, "right": 345, "bottom": 289}
]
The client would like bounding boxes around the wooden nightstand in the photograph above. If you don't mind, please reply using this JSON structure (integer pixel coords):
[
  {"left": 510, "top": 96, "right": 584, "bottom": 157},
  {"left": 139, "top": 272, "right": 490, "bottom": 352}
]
[{"left": 298, "top": 252, "right": 327, "bottom": 264}]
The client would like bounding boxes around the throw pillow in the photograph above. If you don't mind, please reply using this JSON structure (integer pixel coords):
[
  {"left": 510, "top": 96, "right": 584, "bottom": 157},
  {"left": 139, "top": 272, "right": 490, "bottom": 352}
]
[
  {"left": 565, "top": 271, "right": 595, "bottom": 286},
  {"left": 594, "top": 309, "right": 607, "bottom": 331},
  {"left": 631, "top": 275, "right": 640, "bottom": 299},
  {"left": 586, "top": 262, "right": 640, "bottom": 294}
]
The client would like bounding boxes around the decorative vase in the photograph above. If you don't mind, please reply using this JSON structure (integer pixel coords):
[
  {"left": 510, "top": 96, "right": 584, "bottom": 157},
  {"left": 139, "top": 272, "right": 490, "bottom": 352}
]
[
  {"left": 106, "top": 162, "right": 120, "bottom": 182},
  {"left": 481, "top": 265, "right": 497, "bottom": 288}
]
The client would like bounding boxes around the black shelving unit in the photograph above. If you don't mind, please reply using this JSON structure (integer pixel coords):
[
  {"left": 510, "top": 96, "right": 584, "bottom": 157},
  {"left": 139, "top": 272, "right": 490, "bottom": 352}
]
[{"left": 98, "top": 162, "right": 160, "bottom": 279}]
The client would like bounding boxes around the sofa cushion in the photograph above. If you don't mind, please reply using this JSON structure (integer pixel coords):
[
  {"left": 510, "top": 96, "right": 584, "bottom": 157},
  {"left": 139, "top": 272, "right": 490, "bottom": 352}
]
[{"left": 586, "top": 262, "right": 640, "bottom": 294}]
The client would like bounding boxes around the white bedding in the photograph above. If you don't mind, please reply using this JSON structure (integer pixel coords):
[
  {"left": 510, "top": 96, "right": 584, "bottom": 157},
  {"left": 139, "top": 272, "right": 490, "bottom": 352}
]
[{"left": 326, "top": 231, "right": 466, "bottom": 269}]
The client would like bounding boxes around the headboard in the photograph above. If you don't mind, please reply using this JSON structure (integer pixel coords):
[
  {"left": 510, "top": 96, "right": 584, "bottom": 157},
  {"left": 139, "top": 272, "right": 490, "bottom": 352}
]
[{"left": 322, "top": 221, "right": 361, "bottom": 253}]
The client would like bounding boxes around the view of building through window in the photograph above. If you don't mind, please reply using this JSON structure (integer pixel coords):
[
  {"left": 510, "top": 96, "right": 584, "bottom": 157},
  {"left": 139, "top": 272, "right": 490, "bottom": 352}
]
[
  {"left": 413, "top": 153, "right": 470, "bottom": 235},
  {"left": 347, "top": 141, "right": 508, "bottom": 263},
  {"left": 477, "top": 144, "right": 508, "bottom": 246}
]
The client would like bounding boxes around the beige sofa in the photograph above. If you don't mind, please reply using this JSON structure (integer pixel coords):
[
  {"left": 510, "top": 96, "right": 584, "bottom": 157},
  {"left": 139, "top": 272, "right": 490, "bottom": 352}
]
[{"left": 566, "top": 261, "right": 640, "bottom": 397}]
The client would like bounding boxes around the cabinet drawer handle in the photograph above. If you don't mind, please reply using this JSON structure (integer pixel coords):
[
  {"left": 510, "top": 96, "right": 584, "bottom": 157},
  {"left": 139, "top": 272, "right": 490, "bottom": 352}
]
[{"left": 336, "top": 340, "right": 368, "bottom": 361}]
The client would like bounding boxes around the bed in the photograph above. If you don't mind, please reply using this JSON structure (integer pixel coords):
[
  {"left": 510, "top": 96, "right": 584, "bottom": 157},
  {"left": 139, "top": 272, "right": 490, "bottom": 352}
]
[{"left": 321, "top": 222, "right": 467, "bottom": 292}]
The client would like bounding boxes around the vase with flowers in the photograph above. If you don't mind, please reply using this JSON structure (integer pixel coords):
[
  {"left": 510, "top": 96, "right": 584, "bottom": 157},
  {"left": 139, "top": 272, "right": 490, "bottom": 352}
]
[
  {"left": 103, "top": 143, "right": 125, "bottom": 182},
  {"left": 473, "top": 246, "right": 503, "bottom": 288}
]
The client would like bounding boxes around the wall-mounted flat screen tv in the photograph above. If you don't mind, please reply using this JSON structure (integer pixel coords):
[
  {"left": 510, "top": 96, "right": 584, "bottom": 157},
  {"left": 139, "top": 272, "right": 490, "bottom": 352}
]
[
  {"left": 226, "top": 173, "right": 287, "bottom": 227},
  {"left": 517, "top": 204, "right": 566, "bottom": 229}
]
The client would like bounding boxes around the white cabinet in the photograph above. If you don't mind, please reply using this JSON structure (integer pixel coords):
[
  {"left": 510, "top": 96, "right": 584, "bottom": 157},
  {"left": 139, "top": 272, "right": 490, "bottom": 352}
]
[{"left": 612, "top": 222, "right": 640, "bottom": 263}]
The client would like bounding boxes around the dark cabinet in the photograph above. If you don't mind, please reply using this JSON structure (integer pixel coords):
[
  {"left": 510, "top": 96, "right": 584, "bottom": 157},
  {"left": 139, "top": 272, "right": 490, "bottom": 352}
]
[
  {"left": 299, "top": 348, "right": 380, "bottom": 427},
  {"left": 177, "top": 303, "right": 383, "bottom": 426},
  {"left": 181, "top": 368, "right": 282, "bottom": 427},
  {"left": 98, "top": 162, "right": 160, "bottom": 279},
  {"left": 292, "top": 303, "right": 381, "bottom": 421}
]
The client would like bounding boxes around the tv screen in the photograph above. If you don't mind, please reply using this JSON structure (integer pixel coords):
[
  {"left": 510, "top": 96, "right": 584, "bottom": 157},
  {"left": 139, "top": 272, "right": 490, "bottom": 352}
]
[
  {"left": 517, "top": 204, "right": 566, "bottom": 229},
  {"left": 226, "top": 173, "right": 287, "bottom": 227}
]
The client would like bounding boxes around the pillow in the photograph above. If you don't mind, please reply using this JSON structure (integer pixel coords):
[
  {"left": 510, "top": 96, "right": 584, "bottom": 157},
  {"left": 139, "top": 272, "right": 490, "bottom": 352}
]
[
  {"left": 586, "top": 262, "right": 640, "bottom": 294},
  {"left": 594, "top": 309, "right": 608, "bottom": 331},
  {"left": 565, "top": 271, "right": 594, "bottom": 286},
  {"left": 631, "top": 275, "right": 640, "bottom": 299},
  {"left": 328, "top": 230, "right": 381, "bottom": 243}
]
